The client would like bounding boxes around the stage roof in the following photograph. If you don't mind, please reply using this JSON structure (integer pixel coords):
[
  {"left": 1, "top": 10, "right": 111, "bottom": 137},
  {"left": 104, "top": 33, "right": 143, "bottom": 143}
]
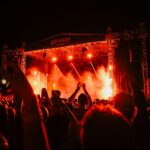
[{"left": 26, "top": 33, "right": 106, "bottom": 51}]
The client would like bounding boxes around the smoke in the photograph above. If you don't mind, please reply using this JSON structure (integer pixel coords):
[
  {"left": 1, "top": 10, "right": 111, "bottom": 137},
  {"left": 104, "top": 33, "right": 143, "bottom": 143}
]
[
  {"left": 26, "top": 67, "right": 47, "bottom": 95},
  {"left": 80, "top": 66, "right": 111, "bottom": 100},
  {"left": 26, "top": 64, "right": 115, "bottom": 101}
]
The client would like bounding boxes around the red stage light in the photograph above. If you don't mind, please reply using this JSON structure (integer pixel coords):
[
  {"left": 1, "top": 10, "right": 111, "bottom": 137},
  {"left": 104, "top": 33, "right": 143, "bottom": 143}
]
[
  {"left": 52, "top": 83, "right": 56, "bottom": 90},
  {"left": 67, "top": 55, "right": 73, "bottom": 61},
  {"left": 52, "top": 57, "right": 57, "bottom": 62},
  {"left": 87, "top": 53, "right": 93, "bottom": 59},
  {"left": 33, "top": 70, "right": 37, "bottom": 75},
  {"left": 108, "top": 65, "right": 112, "bottom": 71}
]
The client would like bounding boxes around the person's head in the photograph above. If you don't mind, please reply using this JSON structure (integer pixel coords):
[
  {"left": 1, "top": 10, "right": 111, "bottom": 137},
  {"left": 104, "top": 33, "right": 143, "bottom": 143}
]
[
  {"left": 41, "top": 88, "right": 48, "bottom": 97},
  {"left": 51, "top": 90, "right": 62, "bottom": 111},
  {"left": 51, "top": 90, "right": 61, "bottom": 98},
  {"left": 113, "top": 92, "right": 137, "bottom": 122},
  {"left": 80, "top": 105, "right": 134, "bottom": 150},
  {"left": 78, "top": 93, "right": 88, "bottom": 107}
]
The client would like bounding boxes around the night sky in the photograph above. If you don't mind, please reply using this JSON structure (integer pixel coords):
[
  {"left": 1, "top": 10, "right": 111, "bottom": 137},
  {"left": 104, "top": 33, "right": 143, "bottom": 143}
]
[{"left": 0, "top": 1, "right": 149, "bottom": 49}]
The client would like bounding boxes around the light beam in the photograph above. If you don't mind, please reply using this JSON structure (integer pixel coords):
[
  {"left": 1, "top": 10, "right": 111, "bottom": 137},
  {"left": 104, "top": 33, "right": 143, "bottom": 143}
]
[{"left": 71, "top": 63, "right": 81, "bottom": 79}]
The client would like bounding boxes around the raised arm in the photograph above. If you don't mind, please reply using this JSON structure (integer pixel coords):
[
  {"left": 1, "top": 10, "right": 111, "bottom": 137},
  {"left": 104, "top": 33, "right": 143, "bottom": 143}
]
[
  {"left": 68, "top": 82, "right": 82, "bottom": 103},
  {"left": 82, "top": 83, "right": 92, "bottom": 107},
  {"left": 57, "top": 97, "right": 79, "bottom": 125}
]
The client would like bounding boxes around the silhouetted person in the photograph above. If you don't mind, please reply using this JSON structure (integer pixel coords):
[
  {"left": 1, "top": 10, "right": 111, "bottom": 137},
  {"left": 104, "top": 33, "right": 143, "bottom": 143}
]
[
  {"left": 113, "top": 92, "right": 137, "bottom": 123},
  {"left": 80, "top": 105, "right": 134, "bottom": 150},
  {"left": 40, "top": 88, "right": 51, "bottom": 108},
  {"left": 131, "top": 83, "right": 150, "bottom": 150},
  {"left": 68, "top": 82, "right": 92, "bottom": 121}
]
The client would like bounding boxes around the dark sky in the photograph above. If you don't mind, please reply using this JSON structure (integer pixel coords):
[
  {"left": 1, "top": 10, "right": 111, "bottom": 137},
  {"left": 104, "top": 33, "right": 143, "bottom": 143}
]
[{"left": 0, "top": 1, "right": 149, "bottom": 48}]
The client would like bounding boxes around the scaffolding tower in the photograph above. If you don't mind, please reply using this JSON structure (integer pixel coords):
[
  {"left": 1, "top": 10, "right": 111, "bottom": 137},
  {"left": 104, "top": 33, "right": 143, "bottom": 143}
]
[{"left": 138, "top": 22, "right": 149, "bottom": 99}]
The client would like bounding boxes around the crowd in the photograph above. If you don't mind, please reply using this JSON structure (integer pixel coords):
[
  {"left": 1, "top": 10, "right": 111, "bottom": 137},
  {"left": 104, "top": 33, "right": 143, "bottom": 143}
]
[{"left": 0, "top": 63, "right": 150, "bottom": 150}]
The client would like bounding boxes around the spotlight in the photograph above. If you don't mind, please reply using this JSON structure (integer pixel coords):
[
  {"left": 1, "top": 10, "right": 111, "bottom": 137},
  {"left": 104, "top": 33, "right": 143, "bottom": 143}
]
[
  {"left": 33, "top": 70, "right": 37, "bottom": 75},
  {"left": 1, "top": 78, "right": 7, "bottom": 85},
  {"left": 52, "top": 57, "right": 57, "bottom": 62},
  {"left": 67, "top": 55, "right": 73, "bottom": 61},
  {"left": 108, "top": 65, "right": 112, "bottom": 71},
  {"left": 87, "top": 53, "right": 93, "bottom": 59}
]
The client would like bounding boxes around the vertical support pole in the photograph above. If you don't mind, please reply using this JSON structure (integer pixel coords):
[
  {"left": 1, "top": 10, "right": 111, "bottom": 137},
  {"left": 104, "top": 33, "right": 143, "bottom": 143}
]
[
  {"left": 138, "top": 22, "right": 149, "bottom": 99},
  {"left": 106, "top": 27, "right": 115, "bottom": 97}
]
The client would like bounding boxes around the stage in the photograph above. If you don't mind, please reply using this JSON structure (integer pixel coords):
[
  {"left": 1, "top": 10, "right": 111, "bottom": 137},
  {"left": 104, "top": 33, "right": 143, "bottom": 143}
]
[{"left": 24, "top": 34, "right": 115, "bottom": 100}]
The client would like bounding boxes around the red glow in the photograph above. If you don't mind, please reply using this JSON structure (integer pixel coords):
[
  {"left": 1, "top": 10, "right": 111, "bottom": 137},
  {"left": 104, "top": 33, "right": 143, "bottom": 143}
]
[
  {"left": 52, "top": 57, "right": 57, "bottom": 62},
  {"left": 27, "top": 68, "right": 47, "bottom": 94},
  {"left": 26, "top": 66, "right": 116, "bottom": 100},
  {"left": 33, "top": 70, "right": 37, "bottom": 75},
  {"left": 103, "top": 76, "right": 113, "bottom": 99},
  {"left": 108, "top": 65, "right": 112, "bottom": 71},
  {"left": 25, "top": 40, "right": 117, "bottom": 99},
  {"left": 87, "top": 53, "right": 93, "bottom": 59},
  {"left": 52, "top": 83, "right": 56, "bottom": 90},
  {"left": 67, "top": 55, "right": 73, "bottom": 61}
]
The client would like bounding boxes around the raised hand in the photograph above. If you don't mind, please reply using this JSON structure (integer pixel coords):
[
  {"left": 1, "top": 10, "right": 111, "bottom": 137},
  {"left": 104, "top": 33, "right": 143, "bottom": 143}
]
[
  {"left": 76, "top": 82, "right": 82, "bottom": 91},
  {"left": 82, "top": 83, "right": 86, "bottom": 90}
]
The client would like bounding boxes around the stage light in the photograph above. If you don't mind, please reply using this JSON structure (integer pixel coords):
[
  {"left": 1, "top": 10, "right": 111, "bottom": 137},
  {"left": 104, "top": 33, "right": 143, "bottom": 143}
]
[
  {"left": 33, "top": 70, "right": 37, "bottom": 75},
  {"left": 87, "top": 53, "right": 93, "bottom": 59},
  {"left": 52, "top": 83, "right": 56, "bottom": 90},
  {"left": 52, "top": 57, "right": 57, "bottom": 62},
  {"left": 67, "top": 55, "right": 73, "bottom": 61},
  {"left": 108, "top": 65, "right": 112, "bottom": 71},
  {"left": 34, "top": 81, "right": 37, "bottom": 85},
  {"left": 1, "top": 78, "right": 7, "bottom": 85}
]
